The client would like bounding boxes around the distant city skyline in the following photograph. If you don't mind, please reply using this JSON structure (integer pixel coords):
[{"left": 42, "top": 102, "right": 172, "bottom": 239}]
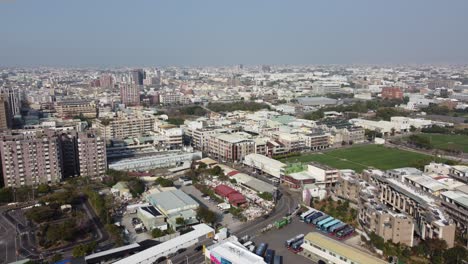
[{"left": 1, "top": 0, "right": 468, "bottom": 66}]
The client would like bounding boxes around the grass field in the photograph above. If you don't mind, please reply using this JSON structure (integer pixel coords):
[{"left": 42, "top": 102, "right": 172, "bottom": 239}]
[
  {"left": 416, "top": 133, "right": 468, "bottom": 153},
  {"left": 279, "top": 144, "right": 437, "bottom": 172}
]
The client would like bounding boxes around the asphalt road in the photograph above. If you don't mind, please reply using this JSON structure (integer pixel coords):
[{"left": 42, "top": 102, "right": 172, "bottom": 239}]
[
  {"left": 169, "top": 186, "right": 299, "bottom": 264},
  {"left": 1, "top": 199, "right": 109, "bottom": 262}
]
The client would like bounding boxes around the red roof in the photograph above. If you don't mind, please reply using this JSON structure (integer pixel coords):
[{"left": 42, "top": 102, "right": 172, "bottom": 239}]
[
  {"left": 128, "top": 172, "right": 152, "bottom": 177},
  {"left": 227, "top": 171, "right": 239, "bottom": 177},
  {"left": 215, "top": 185, "right": 237, "bottom": 197},
  {"left": 228, "top": 193, "right": 247, "bottom": 205}
]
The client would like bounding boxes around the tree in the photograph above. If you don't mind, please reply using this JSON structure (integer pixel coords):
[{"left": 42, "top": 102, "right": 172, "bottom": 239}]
[
  {"left": 198, "top": 162, "right": 207, "bottom": 169},
  {"left": 196, "top": 206, "right": 217, "bottom": 224},
  {"left": 443, "top": 246, "right": 468, "bottom": 264},
  {"left": 50, "top": 253, "right": 63, "bottom": 263},
  {"left": 176, "top": 217, "right": 186, "bottom": 227},
  {"left": 151, "top": 228, "right": 165, "bottom": 238},
  {"left": 410, "top": 125, "right": 417, "bottom": 132},
  {"left": 37, "top": 184, "right": 51, "bottom": 194},
  {"left": 258, "top": 192, "right": 273, "bottom": 201}
]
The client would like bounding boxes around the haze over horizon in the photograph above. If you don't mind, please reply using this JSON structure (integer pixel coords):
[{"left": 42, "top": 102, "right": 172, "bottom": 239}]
[{"left": 1, "top": 0, "right": 468, "bottom": 67}]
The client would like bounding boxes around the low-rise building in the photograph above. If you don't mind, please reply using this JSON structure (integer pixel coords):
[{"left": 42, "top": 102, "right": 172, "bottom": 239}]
[
  {"left": 146, "top": 189, "right": 200, "bottom": 230},
  {"left": 204, "top": 239, "right": 266, "bottom": 264},
  {"left": 300, "top": 232, "right": 387, "bottom": 264},
  {"left": 243, "top": 153, "right": 286, "bottom": 179}
]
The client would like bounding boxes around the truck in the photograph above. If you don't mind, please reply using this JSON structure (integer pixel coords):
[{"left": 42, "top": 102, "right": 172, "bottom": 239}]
[
  {"left": 329, "top": 222, "right": 347, "bottom": 234},
  {"left": 275, "top": 217, "right": 291, "bottom": 229},
  {"left": 264, "top": 249, "right": 275, "bottom": 264},
  {"left": 273, "top": 255, "right": 283, "bottom": 264},
  {"left": 316, "top": 216, "right": 334, "bottom": 228},
  {"left": 243, "top": 241, "right": 254, "bottom": 248},
  {"left": 312, "top": 214, "right": 329, "bottom": 225},
  {"left": 305, "top": 212, "right": 323, "bottom": 224},
  {"left": 255, "top": 243, "right": 268, "bottom": 257},
  {"left": 285, "top": 234, "right": 304, "bottom": 247},
  {"left": 290, "top": 239, "right": 304, "bottom": 253},
  {"left": 321, "top": 219, "right": 341, "bottom": 232},
  {"left": 300, "top": 209, "right": 315, "bottom": 221}
]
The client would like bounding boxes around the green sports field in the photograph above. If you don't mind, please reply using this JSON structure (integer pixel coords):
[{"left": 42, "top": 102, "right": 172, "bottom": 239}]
[
  {"left": 416, "top": 134, "right": 468, "bottom": 153},
  {"left": 280, "top": 144, "right": 437, "bottom": 172}
]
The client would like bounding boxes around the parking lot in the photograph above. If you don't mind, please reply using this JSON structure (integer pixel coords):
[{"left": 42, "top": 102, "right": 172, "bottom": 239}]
[
  {"left": 119, "top": 212, "right": 152, "bottom": 243},
  {"left": 179, "top": 184, "right": 244, "bottom": 231},
  {"left": 251, "top": 214, "right": 360, "bottom": 264}
]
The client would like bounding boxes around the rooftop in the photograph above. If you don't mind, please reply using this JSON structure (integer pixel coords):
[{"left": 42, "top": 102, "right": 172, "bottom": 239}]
[
  {"left": 147, "top": 189, "right": 199, "bottom": 212},
  {"left": 303, "top": 232, "right": 387, "bottom": 264}
]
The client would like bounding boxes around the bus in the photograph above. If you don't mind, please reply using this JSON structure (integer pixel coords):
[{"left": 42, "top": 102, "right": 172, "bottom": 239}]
[
  {"left": 273, "top": 255, "right": 283, "bottom": 264},
  {"left": 300, "top": 209, "right": 315, "bottom": 221},
  {"left": 321, "top": 219, "right": 341, "bottom": 232},
  {"left": 304, "top": 211, "right": 323, "bottom": 223},
  {"left": 265, "top": 249, "right": 275, "bottom": 264},
  {"left": 285, "top": 234, "right": 304, "bottom": 248},
  {"left": 312, "top": 215, "right": 329, "bottom": 225},
  {"left": 329, "top": 222, "right": 347, "bottom": 234},
  {"left": 290, "top": 239, "right": 304, "bottom": 253},
  {"left": 316, "top": 216, "right": 334, "bottom": 228},
  {"left": 304, "top": 212, "right": 322, "bottom": 224},
  {"left": 336, "top": 226, "right": 354, "bottom": 239},
  {"left": 255, "top": 243, "right": 268, "bottom": 257}
]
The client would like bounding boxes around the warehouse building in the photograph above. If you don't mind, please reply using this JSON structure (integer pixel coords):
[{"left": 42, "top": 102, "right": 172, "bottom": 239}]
[{"left": 146, "top": 189, "right": 200, "bottom": 229}]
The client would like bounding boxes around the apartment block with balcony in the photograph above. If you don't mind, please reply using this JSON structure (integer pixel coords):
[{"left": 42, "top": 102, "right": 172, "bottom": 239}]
[
  {"left": 440, "top": 190, "right": 468, "bottom": 231},
  {"left": 359, "top": 190, "right": 415, "bottom": 247},
  {"left": 95, "top": 113, "right": 155, "bottom": 140},
  {"left": 206, "top": 133, "right": 255, "bottom": 162},
  {"left": 370, "top": 174, "right": 456, "bottom": 247},
  {"left": 55, "top": 100, "right": 97, "bottom": 118},
  {"left": 77, "top": 131, "right": 107, "bottom": 178},
  {"left": 0, "top": 129, "right": 63, "bottom": 187}
]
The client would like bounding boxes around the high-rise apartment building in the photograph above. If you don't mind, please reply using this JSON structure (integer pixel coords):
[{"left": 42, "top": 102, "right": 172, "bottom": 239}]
[
  {"left": 1, "top": 87, "right": 21, "bottom": 128},
  {"left": 95, "top": 113, "right": 155, "bottom": 139},
  {"left": 0, "top": 128, "right": 107, "bottom": 187},
  {"left": 120, "top": 83, "right": 140, "bottom": 106},
  {"left": 77, "top": 131, "right": 107, "bottom": 178},
  {"left": 131, "top": 69, "right": 145, "bottom": 85},
  {"left": 100, "top": 74, "right": 114, "bottom": 89},
  {"left": 0, "top": 94, "right": 9, "bottom": 130},
  {"left": 55, "top": 100, "right": 97, "bottom": 118},
  {"left": 381, "top": 87, "right": 404, "bottom": 100},
  {"left": 0, "top": 129, "right": 63, "bottom": 187}
]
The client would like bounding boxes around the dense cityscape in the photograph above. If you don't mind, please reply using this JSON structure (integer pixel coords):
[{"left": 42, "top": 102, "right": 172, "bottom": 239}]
[
  {"left": 0, "top": 65, "right": 467, "bottom": 264},
  {"left": 2, "top": 0, "right": 468, "bottom": 263}
]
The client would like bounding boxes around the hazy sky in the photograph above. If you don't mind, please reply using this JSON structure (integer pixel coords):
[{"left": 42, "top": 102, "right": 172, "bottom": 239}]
[{"left": 1, "top": 0, "right": 468, "bottom": 66}]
